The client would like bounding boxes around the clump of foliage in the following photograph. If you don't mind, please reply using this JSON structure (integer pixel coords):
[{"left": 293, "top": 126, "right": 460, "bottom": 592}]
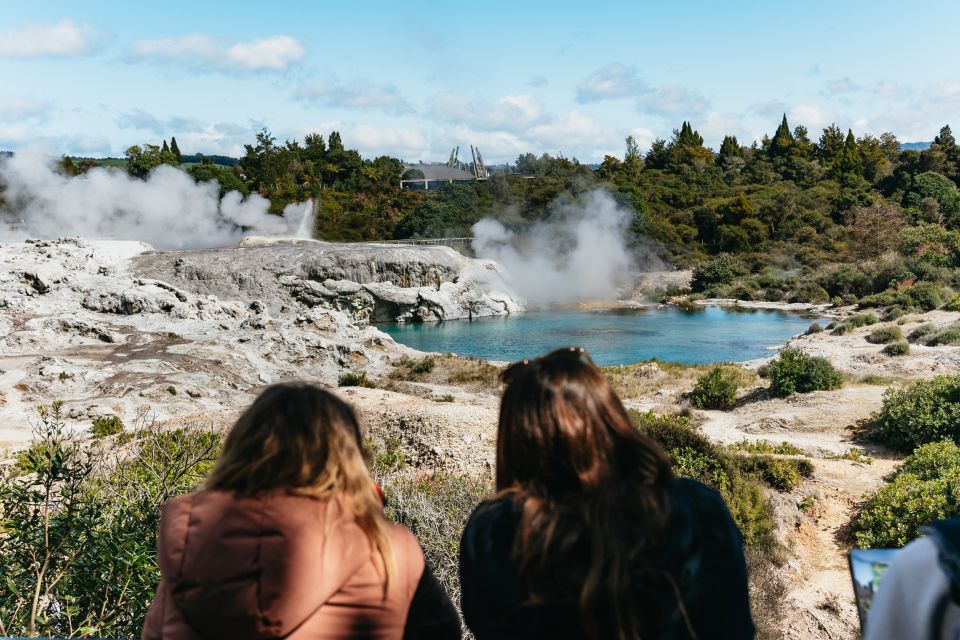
[
  {"left": 766, "top": 348, "right": 843, "bottom": 397},
  {"left": 871, "top": 375, "right": 960, "bottom": 451},
  {"left": 884, "top": 341, "right": 910, "bottom": 356},
  {"left": 690, "top": 366, "right": 739, "bottom": 410},
  {"left": 854, "top": 441, "right": 960, "bottom": 548},
  {"left": 731, "top": 440, "right": 805, "bottom": 456},
  {"left": 0, "top": 403, "right": 221, "bottom": 638},
  {"left": 410, "top": 356, "right": 436, "bottom": 375},
  {"left": 908, "top": 322, "right": 938, "bottom": 343},
  {"left": 338, "top": 371, "right": 376, "bottom": 388},
  {"left": 866, "top": 325, "right": 903, "bottom": 344},
  {"left": 630, "top": 410, "right": 778, "bottom": 550},
  {"left": 926, "top": 323, "right": 960, "bottom": 346},
  {"left": 831, "top": 313, "right": 879, "bottom": 335},
  {"left": 90, "top": 415, "right": 124, "bottom": 438},
  {"left": 734, "top": 456, "right": 815, "bottom": 492},
  {"left": 806, "top": 322, "right": 823, "bottom": 335},
  {"left": 945, "top": 295, "right": 960, "bottom": 312},
  {"left": 690, "top": 254, "right": 748, "bottom": 294}
]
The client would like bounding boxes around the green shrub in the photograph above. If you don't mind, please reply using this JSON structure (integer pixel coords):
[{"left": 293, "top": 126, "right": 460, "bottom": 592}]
[
  {"left": 946, "top": 295, "right": 960, "bottom": 312},
  {"left": 630, "top": 410, "right": 776, "bottom": 550},
  {"left": 831, "top": 296, "right": 843, "bottom": 308},
  {"left": 690, "top": 366, "right": 739, "bottom": 411},
  {"left": 691, "top": 254, "right": 748, "bottom": 293},
  {"left": 410, "top": 356, "right": 436, "bottom": 375},
  {"left": 91, "top": 415, "right": 124, "bottom": 438},
  {"left": 903, "top": 282, "right": 946, "bottom": 311},
  {"left": 767, "top": 348, "right": 843, "bottom": 397},
  {"left": 731, "top": 440, "right": 805, "bottom": 456},
  {"left": 0, "top": 403, "right": 221, "bottom": 638},
  {"left": 338, "top": 371, "right": 376, "bottom": 388},
  {"left": 789, "top": 283, "right": 830, "bottom": 304},
  {"left": 927, "top": 323, "right": 960, "bottom": 346},
  {"left": 831, "top": 313, "right": 879, "bottom": 336},
  {"left": 866, "top": 325, "right": 903, "bottom": 344},
  {"left": 883, "top": 342, "right": 910, "bottom": 356},
  {"left": 736, "top": 456, "right": 815, "bottom": 492},
  {"left": 871, "top": 375, "right": 960, "bottom": 451},
  {"left": 806, "top": 322, "right": 824, "bottom": 334},
  {"left": 883, "top": 306, "right": 908, "bottom": 321},
  {"left": 908, "top": 322, "right": 937, "bottom": 343},
  {"left": 853, "top": 442, "right": 960, "bottom": 548}
]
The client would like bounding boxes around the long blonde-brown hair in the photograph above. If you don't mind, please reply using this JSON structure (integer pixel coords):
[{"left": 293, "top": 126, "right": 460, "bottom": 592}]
[
  {"left": 206, "top": 382, "right": 394, "bottom": 590},
  {"left": 497, "top": 348, "right": 677, "bottom": 639}
]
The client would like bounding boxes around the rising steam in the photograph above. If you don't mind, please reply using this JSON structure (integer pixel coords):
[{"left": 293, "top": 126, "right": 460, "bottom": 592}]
[
  {"left": 0, "top": 150, "right": 313, "bottom": 249},
  {"left": 472, "top": 189, "right": 648, "bottom": 305}
]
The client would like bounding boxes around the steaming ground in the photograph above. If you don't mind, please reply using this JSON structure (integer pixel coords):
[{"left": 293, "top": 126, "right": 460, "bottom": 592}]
[
  {"left": 0, "top": 151, "right": 313, "bottom": 249},
  {"left": 471, "top": 189, "right": 663, "bottom": 305}
]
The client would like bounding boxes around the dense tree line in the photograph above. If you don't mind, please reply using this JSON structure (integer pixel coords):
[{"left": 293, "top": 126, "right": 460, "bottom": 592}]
[{"left": 40, "top": 117, "right": 960, "bottom": 303}]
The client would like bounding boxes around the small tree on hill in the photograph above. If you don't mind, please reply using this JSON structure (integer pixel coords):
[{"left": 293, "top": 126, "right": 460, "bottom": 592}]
[{"left": 169, "top": 136, "right": 182, "bottom": 164}]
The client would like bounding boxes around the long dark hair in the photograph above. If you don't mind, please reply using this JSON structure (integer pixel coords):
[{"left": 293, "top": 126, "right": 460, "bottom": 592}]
[
  {"left": 497, "top": 348, "right": 677, "bottom": 639},
  {"left": 205, "top": 382, "right": 395, "bottom": 591}
]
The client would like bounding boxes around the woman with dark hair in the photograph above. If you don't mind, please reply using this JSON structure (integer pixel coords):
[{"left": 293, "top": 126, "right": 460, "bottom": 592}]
[
  {"left": 142, "top": 382, "right": 460, "bottom": 640},
  {"left": 459, "top": 348, "right": 754, "bottom": 639}
]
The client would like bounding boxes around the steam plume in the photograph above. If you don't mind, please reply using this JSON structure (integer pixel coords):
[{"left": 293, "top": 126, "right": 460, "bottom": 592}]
[
  {"left": 0, "top": 150, "right": 313, "bottom": 249},
  {"left": 472, "top": 189, "right": 649, "bottom": 305}
]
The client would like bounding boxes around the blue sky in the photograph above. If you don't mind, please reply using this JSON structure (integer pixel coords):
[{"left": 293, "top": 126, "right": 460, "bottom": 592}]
[{"left": 2, "top": 0, "right": 959, "bottom": 163}]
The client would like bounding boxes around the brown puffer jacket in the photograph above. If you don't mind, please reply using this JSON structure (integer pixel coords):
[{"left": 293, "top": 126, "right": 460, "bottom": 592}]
[{"left": 142, "top": 489, "right": 460, "bottom": 639}]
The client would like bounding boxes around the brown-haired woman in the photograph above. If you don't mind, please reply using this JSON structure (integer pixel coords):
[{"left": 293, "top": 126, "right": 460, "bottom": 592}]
[
  {"left": 459, "top": 348, "right": 754, "bottom": 640},
  {"left": 142, "top": 382, "right": 461, "bottom": 640}
]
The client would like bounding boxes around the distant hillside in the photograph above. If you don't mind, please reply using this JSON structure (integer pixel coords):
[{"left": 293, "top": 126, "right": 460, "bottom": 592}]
[{"left": 900, "top": 141, "right": 931, "bottom": 151}]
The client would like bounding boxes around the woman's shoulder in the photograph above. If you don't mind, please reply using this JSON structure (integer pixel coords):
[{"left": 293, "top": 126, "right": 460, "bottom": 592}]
[
  {"left": 461, "top": 496, "right": 521, "bottom": 561},
  {"left": 668, "top": 476, "right": 727, "bottom": 508}
]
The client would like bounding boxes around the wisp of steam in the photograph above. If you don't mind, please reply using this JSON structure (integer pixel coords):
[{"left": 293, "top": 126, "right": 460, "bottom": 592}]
[
  {"left": 0, "top": 150, "right": 313, "bottom": 249},
  {"left": 472, "top": 189, "right": 645, "bottom": 305}
]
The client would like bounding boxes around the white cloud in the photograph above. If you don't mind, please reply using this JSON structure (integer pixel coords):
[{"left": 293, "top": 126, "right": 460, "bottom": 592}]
[
  {"left": 824, "top": 76, "right": 862, "bottom": 95},
  {"left": 115, "top": 109, "right": 263, "bottom": 156},
  {"left": 636, "top": 85, "right": 710, "bottom": 117},
  {"left": 294, "top": 80, "right": 413, "bottom": 114},
  {"left": 0, "top": 18, "right": 98, "bottom": 58},
  {"left": 787, "top": 103, "right": 837, "bottom": 132},
  {"left": 430, "top": 93, "right": 549, "bottom": 133},
  {"left": 0, "top": 96, "right": 55, "bottom": 123},
  {"left": 576, "top": 63, "right": 646, "bottom": 102},
  {"left": 285, "top": 122, "right": 431, "bottom": 162},
  {"left": 130, "top": 34, "right": 305, "bottom": 72}
]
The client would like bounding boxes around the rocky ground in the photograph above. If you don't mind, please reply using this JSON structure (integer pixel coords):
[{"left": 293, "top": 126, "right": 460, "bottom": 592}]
[
  {"left": 4, "top": 238, "right": 960, "bottom": 639},
  {"left": 0, "top": 237, "right": 520, "bottom": 448}
]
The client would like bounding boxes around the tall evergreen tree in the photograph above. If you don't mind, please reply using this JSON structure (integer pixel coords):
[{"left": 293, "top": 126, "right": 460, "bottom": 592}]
[
  {"left": 673, "top": 121, "right": 704, "bottom": 148},
  {"left": 169, "top": 137, "right": 182, "bottom": 163},
  {"left": 161, "top": 140, "right": 170, "bottom": 154},
  {"left": 328, "top": 131, "right": 344, "bottom": 153},
  {"left": 718, "top": 135, "right": 742, "bottom": 165},
  {"left": 768, "top": 115, "right": 795, "bottom": 157},
  {"left": 832, "top": 129, "right": 864, "bottom": 178},
  {"left": 816, "top": 124, "right": 845, "bottom": 164}
]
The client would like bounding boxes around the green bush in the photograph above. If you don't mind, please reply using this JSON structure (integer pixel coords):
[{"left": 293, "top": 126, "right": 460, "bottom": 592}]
[
  {"left": 691, "top": 254, "right": 748, "bottom": 293},
  {"left": 690, "top": 366, "right": 739, "bottom": 411},
  {"left": 767, "top": 348, "right": 843, "bottom": 397},
  {"left": 0, "top": 403, "right": 221, "bottom": 638},
  {"left": 91, "top": 415, "right": 124, "bottom": 438},
  {"left": 908, "top": 322, "right": 937, "bottom": 343},
  {"left": 410, "top": 356, "right": 436, "bottom": 375},
  {"left": 853, "top": 441, "right": 960, "bottom": 548},
  {"left": 903, "top": 282, "right": 946, "bottom": 311},
  {"left": 735, "top": 456, "right": 815, "bottom": 492},
  {"left": 789, "top": 283, "right": 830, "bottom": 304},
  {"left": 806, "top": 322, "right": 824, "bottom": 334},
  {"left": 946, "top": 295, "right": 960, "bottom": 312},
  {"left": 927, "top": 323, "right": 960, "bottom": 346},
  {"left": 871, "top": 375, "right": 960, "bottom": 451},
  {"left": 831, "top": 313, "right": 879, "bottom": 335},
  {"left": 630, "top": 410, "right": 776, "bottom": 550},
  {"left": 883, "top": 342, "right": 910, "bottom": 356},
  {"left": 866, "top": 325, "right": 903, "bottom": 344},
  {"left": 338, "top": 371, "right": 376, "bottom": 388}
]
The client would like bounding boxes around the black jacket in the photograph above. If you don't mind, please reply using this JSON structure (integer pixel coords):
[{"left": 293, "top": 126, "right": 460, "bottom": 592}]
[{"left": 459, "top": 477, "right": 754, "bottom": 639}]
